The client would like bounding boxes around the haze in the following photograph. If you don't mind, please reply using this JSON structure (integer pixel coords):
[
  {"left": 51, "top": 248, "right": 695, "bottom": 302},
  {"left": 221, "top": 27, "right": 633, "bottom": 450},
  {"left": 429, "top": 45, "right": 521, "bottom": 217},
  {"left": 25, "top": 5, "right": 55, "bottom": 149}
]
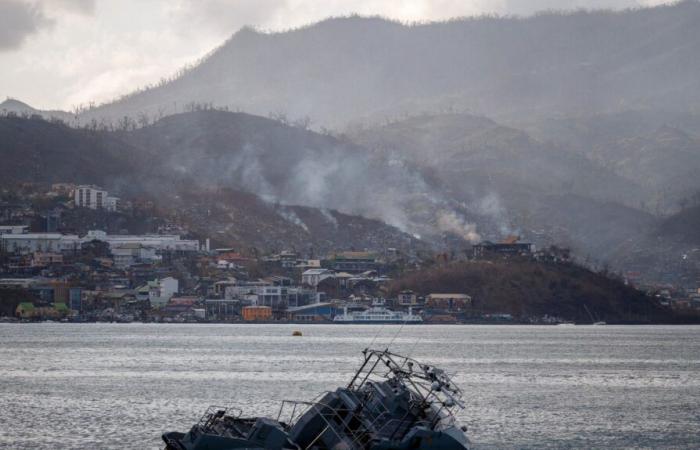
[{"left": 0, "top": 0, "right": 672, "bottom": 110}]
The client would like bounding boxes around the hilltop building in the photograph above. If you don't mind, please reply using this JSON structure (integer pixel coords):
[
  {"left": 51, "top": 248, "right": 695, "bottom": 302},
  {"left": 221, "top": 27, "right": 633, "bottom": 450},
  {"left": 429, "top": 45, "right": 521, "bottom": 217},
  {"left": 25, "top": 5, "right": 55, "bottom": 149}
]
[
  {"left": 473, "top": 236, "right": 533, "bottom": 258},
  {"left": 74, "top": 185, "right": 120, "bottom": 211}
]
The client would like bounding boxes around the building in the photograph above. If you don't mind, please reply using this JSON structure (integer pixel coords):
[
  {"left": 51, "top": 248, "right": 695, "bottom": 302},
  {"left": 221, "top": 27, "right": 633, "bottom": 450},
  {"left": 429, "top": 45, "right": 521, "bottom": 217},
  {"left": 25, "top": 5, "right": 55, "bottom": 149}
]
[
  {"left": 31, "top": 252, "right": 63, "bottom": 267},
  {"left": 473, "top": 237, "right": 533, "bottom": 258},
  {"left": 1, "top": 233, "right": 80, "bottom": 254},
  {"left": 223, "top": 279, "right": 316, "bottom": 309},
  {"left": 110, "top": 243, "right": 160, "bottom": 268},
  {"left": 69, "top": 287, "right": 82, "bottom": 312},
  {"left": 163, "top": 296, "right": 199, "bottom": 315},
  {"left": 426, "top": 293, "right": 472, "bottom": 311},
  {"left": 205, "top": 298, "right": 240, "bottom": 321},
  {"left": 15, "top": 302, "right": 69, "bottom": 320},
  {"left": 0, "top": 225, "right": 28, "bottom": 235},
  {"left": 74, "top": 185, "right": 119, "bottom": 211},
  {"left": 327, "top": 252, "right": 377, "bottom": 273},
  {"left": 242, "top": 305, "right": 272, "bottom": 321},
  {"left": 84, "top": 230, "right": 199, "bottom": 253},
  {"left": 397, "top": 290, "right": 420, "bottom": 306},
  {"left": 301, "top": 268, "right": 334, "bottom": 287},
  {"left": 147, "top": 277, "right": 179, "bottom": 307},
  {"left": 286, "top": 302, "right": 337, "bottom": 321}
]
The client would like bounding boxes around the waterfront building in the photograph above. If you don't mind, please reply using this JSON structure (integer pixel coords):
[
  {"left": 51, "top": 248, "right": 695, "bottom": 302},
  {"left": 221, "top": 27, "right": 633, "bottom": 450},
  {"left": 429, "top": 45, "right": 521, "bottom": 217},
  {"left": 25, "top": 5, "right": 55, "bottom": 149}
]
[{"left": 242, "top": 305, "right": 272, "bottom": 321}]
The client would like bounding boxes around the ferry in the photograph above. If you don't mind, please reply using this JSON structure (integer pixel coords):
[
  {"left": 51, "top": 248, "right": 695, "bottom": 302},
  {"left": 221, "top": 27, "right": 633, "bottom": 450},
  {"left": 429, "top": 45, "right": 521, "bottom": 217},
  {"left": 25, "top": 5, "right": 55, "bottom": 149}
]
[{"left": 333, "top": 306, "right": 423, "bottom": 324}]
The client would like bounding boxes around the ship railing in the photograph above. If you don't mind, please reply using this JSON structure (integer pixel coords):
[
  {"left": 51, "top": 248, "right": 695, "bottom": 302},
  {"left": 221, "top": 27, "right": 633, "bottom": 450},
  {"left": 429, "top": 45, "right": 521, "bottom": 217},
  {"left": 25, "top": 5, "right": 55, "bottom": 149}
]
[
  {"left": 197, "top": 405, "right": 243, "bottom": 430},
  {"left": 277, "top": 399, "right": 375, "bottom": 450}
]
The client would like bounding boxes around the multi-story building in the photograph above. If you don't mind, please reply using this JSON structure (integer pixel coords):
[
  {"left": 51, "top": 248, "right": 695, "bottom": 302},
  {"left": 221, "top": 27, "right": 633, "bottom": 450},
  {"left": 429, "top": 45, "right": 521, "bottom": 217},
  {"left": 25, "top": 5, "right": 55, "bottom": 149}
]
[
  {"left": 301, "top": 268, "right": 334, "bottom": 287},
  {"left": 74, "top": 185, "right": 119, "bottom": 211}
]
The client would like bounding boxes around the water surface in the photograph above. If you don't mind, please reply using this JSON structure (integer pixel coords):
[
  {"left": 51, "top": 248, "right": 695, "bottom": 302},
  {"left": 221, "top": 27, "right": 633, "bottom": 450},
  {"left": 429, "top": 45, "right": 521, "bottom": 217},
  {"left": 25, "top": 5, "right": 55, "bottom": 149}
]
[{"left": 1, "top": 324, "right": 699, "bottom": 449}]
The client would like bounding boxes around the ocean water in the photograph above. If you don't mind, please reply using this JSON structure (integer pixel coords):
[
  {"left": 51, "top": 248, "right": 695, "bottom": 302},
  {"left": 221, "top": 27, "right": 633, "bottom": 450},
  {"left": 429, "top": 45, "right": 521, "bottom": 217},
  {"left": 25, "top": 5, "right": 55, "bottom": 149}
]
[{"left": 0, "top": 324, "right": 699, "bottom": 449}]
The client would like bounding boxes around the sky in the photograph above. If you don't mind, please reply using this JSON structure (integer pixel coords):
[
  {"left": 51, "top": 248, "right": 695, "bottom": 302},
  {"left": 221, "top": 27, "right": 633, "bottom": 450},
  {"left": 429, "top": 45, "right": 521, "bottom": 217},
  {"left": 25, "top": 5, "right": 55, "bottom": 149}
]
[{"left": 0, "top": 0, "right": 675, "bottom": 111}]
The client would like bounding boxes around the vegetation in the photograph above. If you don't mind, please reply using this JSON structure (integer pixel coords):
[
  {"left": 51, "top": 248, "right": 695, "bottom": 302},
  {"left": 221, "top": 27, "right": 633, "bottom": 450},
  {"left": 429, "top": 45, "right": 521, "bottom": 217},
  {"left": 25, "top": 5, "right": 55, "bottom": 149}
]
[{"left": 387, "top": 257, "right": 691, "bottom": 323}]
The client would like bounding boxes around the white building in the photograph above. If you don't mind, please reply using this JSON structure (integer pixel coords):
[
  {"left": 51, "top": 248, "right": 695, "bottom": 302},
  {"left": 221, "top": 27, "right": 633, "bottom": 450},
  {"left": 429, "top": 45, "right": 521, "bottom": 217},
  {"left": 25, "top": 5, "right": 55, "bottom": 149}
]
[
  {"left": 0, "top": 225, "right": 28, "bottom": 235},
  {"left": 301, "top": 268, "right": 334, "bottom": 288},
  {"left": 0, "top": 233, "right": 80, "bottom": 254},
  {"left": 148, "top": 277, "right": 179, "bottom": 307},
  {"left": 74, "top": 185, "right": 119, "bottom": 212},
  {"left": 110, "top": 243, "right": 160, "bottom": 268},
  {"left": 84, "top": 230, "right": 200, "bottom": 252}
]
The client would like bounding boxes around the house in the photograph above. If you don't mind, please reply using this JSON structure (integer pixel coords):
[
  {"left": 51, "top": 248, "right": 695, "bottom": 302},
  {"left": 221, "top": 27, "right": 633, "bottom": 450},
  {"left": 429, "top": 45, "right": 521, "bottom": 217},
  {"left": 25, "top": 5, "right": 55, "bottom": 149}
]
[
  {"left": 163, "top": 296, "right": 200, "bottom": 315},
  {"left": 397, "top": 290, "right": 420, "bottom": 306},
  {"left": 302, "top": 268, "right": 334, "bottom": 287},
  {"left": 31, "top": 252, "right": 63, "bottom": 267},
  {"left": 426, "top": 293, "right": 472, "bottom": 311}
]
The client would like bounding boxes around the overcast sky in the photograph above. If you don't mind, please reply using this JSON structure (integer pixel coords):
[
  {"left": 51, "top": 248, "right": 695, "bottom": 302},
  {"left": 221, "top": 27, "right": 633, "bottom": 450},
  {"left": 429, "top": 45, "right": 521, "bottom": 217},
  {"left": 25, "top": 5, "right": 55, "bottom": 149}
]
[{"left": 0, "top": 0, "right": 673, "bottom": 110}]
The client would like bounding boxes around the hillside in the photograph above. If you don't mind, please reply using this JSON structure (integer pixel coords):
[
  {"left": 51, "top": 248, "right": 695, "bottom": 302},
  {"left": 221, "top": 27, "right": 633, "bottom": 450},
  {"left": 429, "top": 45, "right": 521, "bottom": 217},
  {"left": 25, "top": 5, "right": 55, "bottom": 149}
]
[
  {"left": 0, "top": 115, "right": 140, "bottom": 188},
  {"left": 0, "top": 98, "right": 73, "bottom": 122},
  {"left": 348, "top": 113, "right": 658, "bottom": 260},
  {"left": 657, "top": 205, "right": 700, "bottom": 245},
  {"left": 84, "top": 2, "right": 700, "bottom": 127},
  {"left": 524, "top": 111, "right": 700, "bottom": 212},
  {"left": 0, "top": 114, "right": 425, "bottom": 254},
  {"left": 387, "top": 259, "right": 687, "bottom": 323}
]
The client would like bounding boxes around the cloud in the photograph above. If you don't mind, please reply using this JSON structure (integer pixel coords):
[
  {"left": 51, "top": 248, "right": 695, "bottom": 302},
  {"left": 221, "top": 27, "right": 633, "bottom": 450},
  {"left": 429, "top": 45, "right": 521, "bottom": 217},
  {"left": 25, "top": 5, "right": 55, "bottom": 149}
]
[
  {"left": 46, "top": 0, "right": 97, "bottom": 16},
  {"left": 166, "top": 0, "right": 677, "bottom": 36},
  {"left": 0, "top": 0, "right": 52, "bottom": 51}
]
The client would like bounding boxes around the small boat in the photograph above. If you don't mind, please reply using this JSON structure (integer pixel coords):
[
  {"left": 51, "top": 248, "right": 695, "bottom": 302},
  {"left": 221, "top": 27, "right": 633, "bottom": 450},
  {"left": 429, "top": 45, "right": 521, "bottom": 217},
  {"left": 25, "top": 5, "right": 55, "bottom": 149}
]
[
  {"left": 292, "top": 330, "right": 303, "bottom": 336},
  {"left": 592, "top": 321, "right": 607, "bottom": 326},
  {"left": 163, "top": 348, "right": 471, "bottom": 449},
  {"left": 333, "top": 306, "right": 423, "bottom": 324}
]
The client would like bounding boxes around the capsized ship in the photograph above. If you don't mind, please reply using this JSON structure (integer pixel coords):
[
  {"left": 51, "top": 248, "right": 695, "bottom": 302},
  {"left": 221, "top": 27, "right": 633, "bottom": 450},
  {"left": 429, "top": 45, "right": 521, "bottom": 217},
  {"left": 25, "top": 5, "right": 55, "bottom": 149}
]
[{"left": 163, "top": 348, "right": 470, "bottom": 450}]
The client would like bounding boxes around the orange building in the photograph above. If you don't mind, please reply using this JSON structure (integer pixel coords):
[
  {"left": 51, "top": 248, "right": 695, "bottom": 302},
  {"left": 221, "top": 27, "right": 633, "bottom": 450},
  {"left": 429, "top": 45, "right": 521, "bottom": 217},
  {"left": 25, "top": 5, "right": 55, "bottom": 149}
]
[{"left": 242, "top": 306, "right": 272, "bottom": 321}]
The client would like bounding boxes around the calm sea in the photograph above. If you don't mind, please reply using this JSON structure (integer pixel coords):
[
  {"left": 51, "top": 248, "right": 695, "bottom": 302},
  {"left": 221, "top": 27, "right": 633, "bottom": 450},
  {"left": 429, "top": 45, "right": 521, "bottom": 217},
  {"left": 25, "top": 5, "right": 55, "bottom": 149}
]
[{"left": 0, "top": 324, "right": 699, "bottom": 449}]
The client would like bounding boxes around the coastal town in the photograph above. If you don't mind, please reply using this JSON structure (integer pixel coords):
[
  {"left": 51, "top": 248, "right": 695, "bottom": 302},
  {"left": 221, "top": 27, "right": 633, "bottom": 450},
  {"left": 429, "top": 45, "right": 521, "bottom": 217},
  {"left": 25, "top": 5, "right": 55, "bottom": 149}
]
[{"left": 1, "top": 182, "right": 699, "bottom": 324}]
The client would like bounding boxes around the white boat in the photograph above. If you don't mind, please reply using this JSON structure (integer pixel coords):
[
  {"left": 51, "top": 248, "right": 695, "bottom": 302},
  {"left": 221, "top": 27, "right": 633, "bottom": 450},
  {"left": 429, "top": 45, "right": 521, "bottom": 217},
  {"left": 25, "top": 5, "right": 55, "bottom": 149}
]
[{"left": 333, "top": 306, "right": 423, "bottom": 324}]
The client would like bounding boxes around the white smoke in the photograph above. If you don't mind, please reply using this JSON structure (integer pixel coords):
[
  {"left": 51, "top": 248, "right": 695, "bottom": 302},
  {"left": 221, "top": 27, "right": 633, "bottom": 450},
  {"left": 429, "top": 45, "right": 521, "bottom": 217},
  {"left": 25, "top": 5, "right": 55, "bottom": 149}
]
[
  {"left": 276, "top": 207, "right": 309, "bottom": 233},
  {"left": 474, "top": 192, "right": 514, "bottom": 236},
  {"left": 320, "top": 208, "right": 338, "bottom": 228},
  {"left": 436, "top": 210, "right": 481, "bottom": 243}
]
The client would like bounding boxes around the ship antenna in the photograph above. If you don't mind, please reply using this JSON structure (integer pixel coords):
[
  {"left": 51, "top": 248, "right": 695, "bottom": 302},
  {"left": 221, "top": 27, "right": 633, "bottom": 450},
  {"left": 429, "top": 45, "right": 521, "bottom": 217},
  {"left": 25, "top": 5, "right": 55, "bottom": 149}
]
[
  {"left": 367, "top": 322, "right": 386, "bottom": 350},
  {"left": 386, "top": 316, "right": 408, "bottom": 351}
]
